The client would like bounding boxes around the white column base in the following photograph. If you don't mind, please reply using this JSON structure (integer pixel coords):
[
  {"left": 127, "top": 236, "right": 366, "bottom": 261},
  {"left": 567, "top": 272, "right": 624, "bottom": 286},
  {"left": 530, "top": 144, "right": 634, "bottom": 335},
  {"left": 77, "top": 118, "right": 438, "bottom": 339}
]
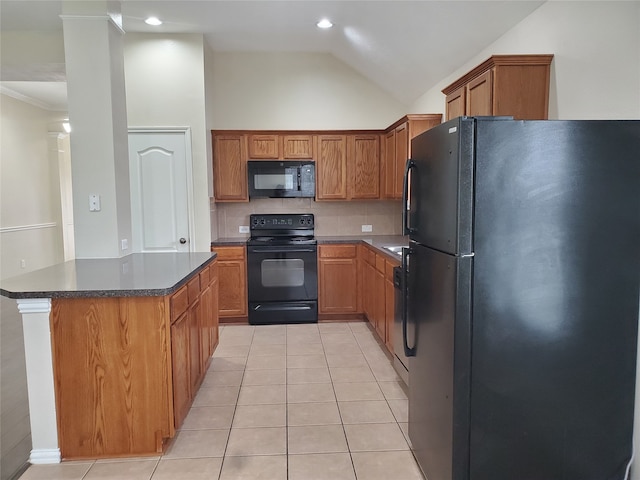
[
  {"left": 30, "top": 448, "right": 61, "bottom": 464},
  {"left": 17, "top": 298, "right": 61, "bottom": 465}
]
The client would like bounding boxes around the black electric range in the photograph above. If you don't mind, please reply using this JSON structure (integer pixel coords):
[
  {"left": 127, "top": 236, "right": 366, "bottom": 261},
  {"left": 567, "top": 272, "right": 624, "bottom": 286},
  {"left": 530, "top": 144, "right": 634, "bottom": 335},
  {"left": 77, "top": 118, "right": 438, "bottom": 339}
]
[{"left": 246, "top": 214, "right": 318, "bottom": 325}]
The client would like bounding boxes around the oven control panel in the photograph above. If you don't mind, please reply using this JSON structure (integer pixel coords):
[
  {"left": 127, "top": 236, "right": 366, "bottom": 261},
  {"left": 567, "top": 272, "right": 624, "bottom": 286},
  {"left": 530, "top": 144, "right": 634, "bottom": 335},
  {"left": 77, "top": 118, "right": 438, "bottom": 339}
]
[{"left": 250, "top": 214, "right": 314, "bottom": 230}]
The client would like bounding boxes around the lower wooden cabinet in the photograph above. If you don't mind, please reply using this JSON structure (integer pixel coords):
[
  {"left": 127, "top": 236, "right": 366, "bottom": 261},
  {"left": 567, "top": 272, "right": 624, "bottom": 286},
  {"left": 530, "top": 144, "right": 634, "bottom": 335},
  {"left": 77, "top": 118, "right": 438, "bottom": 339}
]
[
  {"left": 212, "top": 246, "right": 248, "bottom": 319},
  {"left": 318, "top": 244, "right": 359, "bottom": 315},
  {"left": 170, "top": 263, "right": 219, "bottom": 431},
  {"left": 357, "top": 244, "right": 400, "bottom": 347},
  {"left": 171, "top": 309, "right": 191, "bottom": 428},
  {"left": 384, "top": 260, "right": 396, "bottom": 353},
  {"left": 50, "top": 260, "right": 218, "bottom": 459}
]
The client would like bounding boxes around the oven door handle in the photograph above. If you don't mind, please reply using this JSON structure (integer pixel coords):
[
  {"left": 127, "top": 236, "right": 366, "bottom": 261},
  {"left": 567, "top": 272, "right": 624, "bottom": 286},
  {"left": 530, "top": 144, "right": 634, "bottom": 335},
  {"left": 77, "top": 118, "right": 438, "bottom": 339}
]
[{"left": 247, "top": 247, "right": 317, "bottom": 254}]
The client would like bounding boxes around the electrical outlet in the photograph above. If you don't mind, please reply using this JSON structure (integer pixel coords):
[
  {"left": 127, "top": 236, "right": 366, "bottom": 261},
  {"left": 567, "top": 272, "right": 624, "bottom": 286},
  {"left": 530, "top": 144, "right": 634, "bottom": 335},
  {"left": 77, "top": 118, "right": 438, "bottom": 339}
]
[
  {"left": 121, "top": 239, "right": 128, "bottom": 251},
  {"left": 89, "top": 194, "right": 101, "bottom": 212},
  {"left": 239, "top": 226, "right": 250, "bottom": 233},
  {"left": 20, "top": 259, "right": 26, "bottom": 269},
  {"left": 361, "top": 224, "right": 373, "bottom": 232}
]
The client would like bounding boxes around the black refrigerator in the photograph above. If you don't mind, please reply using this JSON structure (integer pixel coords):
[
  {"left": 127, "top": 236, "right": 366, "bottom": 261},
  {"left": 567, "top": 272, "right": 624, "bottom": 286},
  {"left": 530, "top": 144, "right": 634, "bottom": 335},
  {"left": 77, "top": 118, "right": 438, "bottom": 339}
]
[{"left": 402, "top": 117, "right": 640, "bottom": 480}]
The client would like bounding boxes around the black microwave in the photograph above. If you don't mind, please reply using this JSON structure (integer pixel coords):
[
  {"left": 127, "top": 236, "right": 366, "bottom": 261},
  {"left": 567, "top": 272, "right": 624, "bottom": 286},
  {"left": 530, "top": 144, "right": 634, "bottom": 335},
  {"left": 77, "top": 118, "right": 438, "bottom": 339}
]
[{"left": 248, "top": 161, "right": 315, "bottom": 199}]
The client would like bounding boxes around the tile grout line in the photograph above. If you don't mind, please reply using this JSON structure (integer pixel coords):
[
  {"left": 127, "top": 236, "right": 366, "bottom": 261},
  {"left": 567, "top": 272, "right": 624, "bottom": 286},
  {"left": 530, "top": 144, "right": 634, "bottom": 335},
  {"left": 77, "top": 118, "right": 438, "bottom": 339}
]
[{"left": 215, "top": 325, "right": 254, "bottom": 480}]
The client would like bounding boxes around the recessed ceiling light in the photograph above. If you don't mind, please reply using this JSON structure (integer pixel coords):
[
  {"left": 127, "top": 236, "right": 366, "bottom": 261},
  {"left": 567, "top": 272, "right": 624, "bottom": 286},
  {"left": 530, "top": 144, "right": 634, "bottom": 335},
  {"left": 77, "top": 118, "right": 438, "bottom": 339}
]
[
  {"left": 145, "top": 16, "right": 162, "bottom": 26},
  {"left": 316, "top": 19, "right": 333, "bottom": 29}
]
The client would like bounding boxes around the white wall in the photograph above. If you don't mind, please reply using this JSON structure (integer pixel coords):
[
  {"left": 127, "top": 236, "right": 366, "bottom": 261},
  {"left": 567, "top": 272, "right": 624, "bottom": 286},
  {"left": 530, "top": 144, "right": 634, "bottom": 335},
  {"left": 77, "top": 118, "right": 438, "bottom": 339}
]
[
  {"left": 124, "top": 33, "right": 211, "bottom": 252},
  {"left": 209, "top": 51, "right": 407, "bottom": 130},
  {"left": 0, "top": 94, "right": 65, "bottom": 279},
  {"left": 0, "top": 93, "right": 65, "bottom": 480},
  {"left": 410, "top": 1, "right": 640, "bottom": 120}
]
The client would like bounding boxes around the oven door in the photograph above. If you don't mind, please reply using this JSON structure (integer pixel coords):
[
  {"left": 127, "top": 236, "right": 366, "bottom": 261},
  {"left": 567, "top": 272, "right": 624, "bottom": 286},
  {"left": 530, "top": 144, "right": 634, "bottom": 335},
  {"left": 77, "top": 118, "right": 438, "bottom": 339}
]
[
  {"left": 247, "top": 244, "right": 318, "bottom": 324},
  {"left": 247, "top": 245, "right": 318, "bottom": 302}
]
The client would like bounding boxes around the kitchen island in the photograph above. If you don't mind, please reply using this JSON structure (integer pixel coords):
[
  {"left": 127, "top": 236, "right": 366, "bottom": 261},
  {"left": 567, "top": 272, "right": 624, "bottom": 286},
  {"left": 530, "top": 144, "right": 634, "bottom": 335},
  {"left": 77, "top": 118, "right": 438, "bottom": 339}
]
[{"left": 0, "top": 252, "right": 218, "bottom": 463}]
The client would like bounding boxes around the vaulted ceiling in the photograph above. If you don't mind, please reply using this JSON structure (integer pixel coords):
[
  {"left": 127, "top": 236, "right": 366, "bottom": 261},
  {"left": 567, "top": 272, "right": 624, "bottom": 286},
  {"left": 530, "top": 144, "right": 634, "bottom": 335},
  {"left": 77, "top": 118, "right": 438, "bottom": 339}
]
[{"left": 0, "top": 0, "right": 545, "bottom": 109}]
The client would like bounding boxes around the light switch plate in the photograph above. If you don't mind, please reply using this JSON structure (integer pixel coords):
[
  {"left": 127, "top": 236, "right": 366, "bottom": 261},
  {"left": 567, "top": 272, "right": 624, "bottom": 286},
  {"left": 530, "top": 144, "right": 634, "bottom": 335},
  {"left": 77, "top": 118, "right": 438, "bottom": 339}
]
[{"left": 361, "top": 224, "right": 373, "bottom": 232}]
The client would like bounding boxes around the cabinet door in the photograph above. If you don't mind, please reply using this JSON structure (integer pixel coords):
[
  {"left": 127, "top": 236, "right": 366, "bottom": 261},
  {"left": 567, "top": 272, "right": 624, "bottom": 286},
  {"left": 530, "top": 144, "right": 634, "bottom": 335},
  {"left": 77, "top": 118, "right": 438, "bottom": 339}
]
[
  {"left": 210, "top": 264, "right": 219, "bottom": 352},
  {"left": 189, "top": 299, "right": 202, "bottom": 393},
  {"left": 445, "top": 86, "right": 466, "bottom": 122},
  {"left": 171, "top": 311, "right": 190, "bottom": 429},
  {"left": 382, "top": 129, "right": 396, "bottom": 199},
  {"left": 466, "top": 70, "right": 493, "bottom": 117},
  {"left": 200, "top": 282, "right": 212, "bottom": 371},
  {"left": 212, "top": 134, "right": 248, "bottom": 201},
  {"left": 218, "top": 260, "right": 247, "bottom": 317},
  {"left": 318, "top": 245, "right": 359, "bottom": 314},
  {"left": 374, "top": 256, "right": 386, "bottom": 342},
  {"left": 283, "top": 135, "right": 314, "bottom": 159},
  {"left": 492, "top": 63, "right": 551, "bottom": 119},
  {"left": 248, "top": 134, "right": 280, "bottom": 159},
  {"left": 316, "top": 135, "right": 348, "bottom": 200},
  {"left": 348, "top": 134, "right": 380, "bottom": 199},
  {"left": 385, "top": 262, "right": 395, "bottom": 353},
  {"left": 394, "top": 123, "right": 409, "bottom": 199}
]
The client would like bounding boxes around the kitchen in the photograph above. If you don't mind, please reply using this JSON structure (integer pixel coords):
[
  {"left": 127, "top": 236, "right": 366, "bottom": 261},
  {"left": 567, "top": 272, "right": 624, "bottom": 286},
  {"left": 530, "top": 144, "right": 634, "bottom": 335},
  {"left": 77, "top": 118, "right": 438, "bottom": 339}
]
[{"left": 1, "top": 1, "right": 639, "bottom": 480}]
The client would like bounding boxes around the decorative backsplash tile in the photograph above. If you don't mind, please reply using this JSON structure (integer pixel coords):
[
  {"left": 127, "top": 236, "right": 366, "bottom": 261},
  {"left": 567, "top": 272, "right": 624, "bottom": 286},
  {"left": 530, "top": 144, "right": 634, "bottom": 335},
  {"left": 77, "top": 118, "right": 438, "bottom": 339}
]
[{"left": 212, "top": 200, "right": 402, "bottom": 238}]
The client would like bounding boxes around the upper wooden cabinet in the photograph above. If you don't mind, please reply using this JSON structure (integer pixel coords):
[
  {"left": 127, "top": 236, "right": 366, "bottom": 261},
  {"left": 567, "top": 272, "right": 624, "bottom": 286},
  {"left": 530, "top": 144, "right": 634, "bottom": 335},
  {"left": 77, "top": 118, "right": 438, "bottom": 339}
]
[
  {"left": 382, "top": 115, "right": 442, "bottom": 199},
  {"left": 442, "top": 54, "right": 554, "bottom": 121},
  {"left": 348, "top": 134, "right": 380, "bottom": 199},
  {"left": 247, "top": 134, "right": 280, "bottom": 159},
  {"left": 283, "top": 135, "right": 314, "bottom": 159},
  {"left": 247, "top": 133, "right": 315, "bottom": 160},
  {"left": 212, "top": 120, "right": 443, "bottom": 203},
  {"left": 316, "top": 133, "right": 382, "bottom": 201},
  {"left": 212, "top": 133, "right": 248, "bottom": 202},
  {"left": 316, "top": 135, "right": 348, "bottom": 200}
]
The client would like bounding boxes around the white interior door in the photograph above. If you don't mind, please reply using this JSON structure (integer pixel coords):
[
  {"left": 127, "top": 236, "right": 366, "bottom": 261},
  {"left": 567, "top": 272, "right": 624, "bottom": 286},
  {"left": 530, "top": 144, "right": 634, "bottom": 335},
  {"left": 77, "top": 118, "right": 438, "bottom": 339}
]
[{"left": 128, "top": 130, "right": 193, "bottom": 253}]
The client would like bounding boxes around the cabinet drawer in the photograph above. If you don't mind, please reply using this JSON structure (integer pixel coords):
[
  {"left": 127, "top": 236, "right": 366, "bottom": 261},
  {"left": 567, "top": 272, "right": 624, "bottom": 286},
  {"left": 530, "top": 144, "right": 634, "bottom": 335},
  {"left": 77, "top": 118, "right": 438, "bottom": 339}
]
[
  {"left": 199, "top": 265, "right": 210, "bottom": 287},
  {"left": 385, "top": 260, "right": 396, "bottom": 278},
  {"left": 209, "top": 261, "right": 218, "bottom": 282},
  {"left": 171, "top": 285, "right": 189, "bottom": 320},
  {"left": 366, "top": 248, "right": 376, "bottom": 265},
  {"left": 319, "top": 244, "right": 357, "bottom": 258},
  {"left": 375, "top": 254, "right": 385, "bottom": 273},
  {"left": 187, "top": 276, "right": 200, "bottom": 303},
  {"left": 213, "top": 246, "right": 246, "bottom": 260}
]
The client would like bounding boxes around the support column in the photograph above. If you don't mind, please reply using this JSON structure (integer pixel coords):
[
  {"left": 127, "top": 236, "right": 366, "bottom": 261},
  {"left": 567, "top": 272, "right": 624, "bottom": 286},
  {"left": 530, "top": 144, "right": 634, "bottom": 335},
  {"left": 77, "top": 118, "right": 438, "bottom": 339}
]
[
  {"left": 61, "top": 1, "right": 131, "bottom": 258},
  {"left": 16, "top": 298, "right": 60, "bottom": 464}
]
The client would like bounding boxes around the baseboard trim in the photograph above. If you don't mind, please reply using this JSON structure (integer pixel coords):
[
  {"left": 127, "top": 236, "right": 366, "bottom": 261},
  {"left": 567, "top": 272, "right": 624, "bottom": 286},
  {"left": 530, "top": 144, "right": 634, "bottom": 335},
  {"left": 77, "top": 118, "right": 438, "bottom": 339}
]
[{"left": 29, "top": 448, "right": 61, "bottom": 464}]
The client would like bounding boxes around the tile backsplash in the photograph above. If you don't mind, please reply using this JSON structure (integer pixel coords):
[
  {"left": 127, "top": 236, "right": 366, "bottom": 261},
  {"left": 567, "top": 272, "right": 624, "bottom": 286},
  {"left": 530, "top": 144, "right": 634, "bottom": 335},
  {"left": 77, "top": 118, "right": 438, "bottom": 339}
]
[{"left": 212, "top": 198, "right": 403, "bottom": 238}]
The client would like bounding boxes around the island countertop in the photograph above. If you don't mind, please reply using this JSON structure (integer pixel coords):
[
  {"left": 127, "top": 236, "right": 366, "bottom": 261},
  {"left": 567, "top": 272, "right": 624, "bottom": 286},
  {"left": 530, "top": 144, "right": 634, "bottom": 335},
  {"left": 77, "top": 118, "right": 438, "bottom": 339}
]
[{"left": 0, "top": 252, "right": 217, "bottom": 299}]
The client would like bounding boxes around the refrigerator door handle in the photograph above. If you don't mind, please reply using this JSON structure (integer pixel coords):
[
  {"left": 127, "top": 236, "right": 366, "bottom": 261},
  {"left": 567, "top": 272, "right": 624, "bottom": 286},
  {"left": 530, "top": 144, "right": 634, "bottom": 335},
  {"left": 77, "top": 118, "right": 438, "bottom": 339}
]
[
  {"left": 402, "top": 159, "right": 417, "bottom": 236},
  {"left": 402, "top": 247, "right": 416, "bottom": 357}
]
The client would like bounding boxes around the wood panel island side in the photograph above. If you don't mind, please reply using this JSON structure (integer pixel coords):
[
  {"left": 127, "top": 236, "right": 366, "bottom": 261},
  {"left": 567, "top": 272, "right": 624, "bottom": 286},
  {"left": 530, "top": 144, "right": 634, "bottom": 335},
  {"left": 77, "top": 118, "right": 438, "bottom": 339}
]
[{"left": 0, "top": 252, "right": 218, "bottom": 463}]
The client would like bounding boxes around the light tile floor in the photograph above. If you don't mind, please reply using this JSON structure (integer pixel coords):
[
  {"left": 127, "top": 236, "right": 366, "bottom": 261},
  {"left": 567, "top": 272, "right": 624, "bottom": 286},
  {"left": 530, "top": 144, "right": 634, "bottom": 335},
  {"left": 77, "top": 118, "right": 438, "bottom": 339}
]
[{"left": 18, "top": 322, "right": 425, "bottom": 480}]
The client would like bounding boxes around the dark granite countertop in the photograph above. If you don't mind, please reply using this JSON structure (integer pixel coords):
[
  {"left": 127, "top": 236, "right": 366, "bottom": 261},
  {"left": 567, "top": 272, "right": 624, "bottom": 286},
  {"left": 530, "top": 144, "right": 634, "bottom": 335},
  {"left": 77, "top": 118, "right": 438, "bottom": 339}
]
[
  {"left": 211, "top": 237, "right": 248, "bottom": 247},
  {"left": 0, "top": 252, "right": 217, "bottom": 299},
  {"left": 210, "top": 235, "right": 408, "bottom": 262},
  {"left": 317, "top": 235, "right": 408, "bottom": 262}
]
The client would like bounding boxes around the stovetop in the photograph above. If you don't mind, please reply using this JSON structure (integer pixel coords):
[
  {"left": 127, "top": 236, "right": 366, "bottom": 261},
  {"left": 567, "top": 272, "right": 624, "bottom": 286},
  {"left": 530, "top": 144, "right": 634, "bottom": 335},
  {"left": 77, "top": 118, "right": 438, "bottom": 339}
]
[
  {"left": 246, "top": 236, "right": 317, "bottom": 246},
  {"left": 248, "top": 214, "right": 315, "bottom": 246}
]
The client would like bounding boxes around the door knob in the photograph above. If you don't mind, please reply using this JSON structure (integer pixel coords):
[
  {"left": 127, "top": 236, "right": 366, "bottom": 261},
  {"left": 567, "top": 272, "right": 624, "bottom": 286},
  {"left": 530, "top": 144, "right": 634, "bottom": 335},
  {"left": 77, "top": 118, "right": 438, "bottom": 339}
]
[{"left": 179, "top": 238, "right": 187, "bottom": 244}]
